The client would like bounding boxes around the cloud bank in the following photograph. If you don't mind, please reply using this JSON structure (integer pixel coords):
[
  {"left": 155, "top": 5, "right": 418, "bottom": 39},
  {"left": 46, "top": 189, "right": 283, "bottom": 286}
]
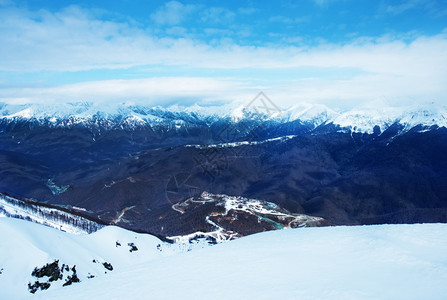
[{"left": 0, "top": 3, "right": 446, "bottom": 109}]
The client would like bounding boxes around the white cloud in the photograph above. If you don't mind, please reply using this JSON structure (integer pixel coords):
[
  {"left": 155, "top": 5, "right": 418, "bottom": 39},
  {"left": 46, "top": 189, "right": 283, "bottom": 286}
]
[
  {"left": 150, "top": 1, "right": 196, "bottom": 25},
  {"left": 1, "top": 68, "right": 445, "bottom": 109},
  {"left": 201, "top": 7, "right": 235, "bottom": 24},
  {"left": 0, "top": 77, "right": 256, "bottom": 106},
  {"left": 165, "top": 26, "right": 188, "bottom": 36},
  {"left": 385, "top": 0, "right": 427, "bottom": 15},
  {"left": 0, "top": 5, "right": 446, "bottom": 109}
]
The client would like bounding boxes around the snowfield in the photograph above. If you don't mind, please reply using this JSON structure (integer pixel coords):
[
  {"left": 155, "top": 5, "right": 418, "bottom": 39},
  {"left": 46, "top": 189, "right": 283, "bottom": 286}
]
[
  {"left": 1, "top": 218, "right": 447, "bottom": 300},
  {"left": 0, "top": 217, "right": 183, "bottom": 299}
]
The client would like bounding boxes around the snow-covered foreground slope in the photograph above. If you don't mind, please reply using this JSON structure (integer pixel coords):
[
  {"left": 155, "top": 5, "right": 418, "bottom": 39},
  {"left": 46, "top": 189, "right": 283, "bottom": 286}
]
[
  {"left": 2, "top": 218, "right": 446, "bottom": 300},
  {"left": 0, "top": 218, "right": 195, "bottom": 299}
]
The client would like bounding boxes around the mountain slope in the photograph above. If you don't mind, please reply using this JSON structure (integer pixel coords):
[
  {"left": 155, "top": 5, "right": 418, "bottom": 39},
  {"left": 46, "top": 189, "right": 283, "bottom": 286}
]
[
  {"left": 0, "top": 217, "right": 186, "bottom": 299},
  {"left": 1, "top": 101, "right": 447, "bottom": 236},
  {"left": 17, "top": 221, "right": 445, "bottom": 300},
  {"left": 0, "top": 193, "right": 105, "bottom": 234},
  {"left": 1, "top": 122, "right": 446, "bottom": 235}
]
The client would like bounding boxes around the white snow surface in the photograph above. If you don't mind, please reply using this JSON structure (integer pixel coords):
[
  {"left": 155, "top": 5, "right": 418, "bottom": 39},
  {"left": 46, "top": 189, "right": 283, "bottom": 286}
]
[
  {"left": 0, "top": 218, "right": 189, "bottom": 299},
  {"left": 280, "top": 102, "right": 338, "bottom": 126},
  {"left": 1, "top": 217, "right": 447, "bottom": 299}
]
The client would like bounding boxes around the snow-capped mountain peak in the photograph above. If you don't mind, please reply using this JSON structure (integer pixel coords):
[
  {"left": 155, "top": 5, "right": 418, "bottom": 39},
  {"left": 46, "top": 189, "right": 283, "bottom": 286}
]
[
  {"left": 400, "top": 103, "right": 447, "bottom": 130},
  {"left": 0, "top": 102, "right": 166, "bottom": 128},
  {"left": 332, "top": 102, "right": 447, "bottom": 133},
  {"left": 332, "top": 106, "right": 401, "bottom": 133},
  {"left": 282, "top": 102, "right": 338, "bottom": 126},
  {"left": 230, "top": 105, "right": 246, "bottom": 122}
]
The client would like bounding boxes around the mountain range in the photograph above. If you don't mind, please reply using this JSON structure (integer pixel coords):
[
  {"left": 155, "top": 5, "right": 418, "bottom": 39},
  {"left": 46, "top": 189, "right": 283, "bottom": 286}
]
[
  {"left": 1, "top": 100, "right": 446, "bottom": 238},
  {"left": 1, "top": 101, "right": 446, "bottom": 133}
]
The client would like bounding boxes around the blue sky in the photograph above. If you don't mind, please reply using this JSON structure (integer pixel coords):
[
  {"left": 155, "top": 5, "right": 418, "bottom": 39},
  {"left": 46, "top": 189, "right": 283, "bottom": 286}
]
[{"left": 0, "top": 0, "right": 446, "bottom": 108}]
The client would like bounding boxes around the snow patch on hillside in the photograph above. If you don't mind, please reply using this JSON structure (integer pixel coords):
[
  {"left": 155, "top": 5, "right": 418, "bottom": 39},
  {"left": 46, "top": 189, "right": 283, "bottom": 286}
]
[{"left": 185, "top": 135, "right": 297, "bottom": 149}]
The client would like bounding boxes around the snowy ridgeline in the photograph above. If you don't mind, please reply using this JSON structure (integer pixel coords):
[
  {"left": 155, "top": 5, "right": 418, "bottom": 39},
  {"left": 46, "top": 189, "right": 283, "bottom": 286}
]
[
  {"left": 0, "top": 193, "right": 104, "bottom": 234},
  {"left": 1, "top": 101, "right": 446, "bottom": 134}
]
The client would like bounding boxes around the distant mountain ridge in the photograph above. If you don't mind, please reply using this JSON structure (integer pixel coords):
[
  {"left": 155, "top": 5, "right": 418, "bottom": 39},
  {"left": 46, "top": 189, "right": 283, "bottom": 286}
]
[{"left": 1, "top": 101, "right": 446, "bottom": 133}]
